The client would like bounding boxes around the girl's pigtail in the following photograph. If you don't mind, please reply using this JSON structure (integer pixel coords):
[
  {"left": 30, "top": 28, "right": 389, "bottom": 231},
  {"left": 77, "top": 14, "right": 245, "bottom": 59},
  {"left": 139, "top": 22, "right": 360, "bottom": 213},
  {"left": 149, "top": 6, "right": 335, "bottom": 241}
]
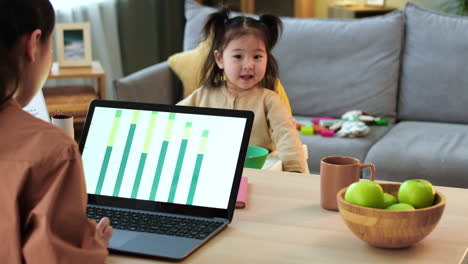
[
  {"left": 259, "top": 14, "right": 283, "bottom": 91},
  {"left": 202, "top": 8, "right": 230, "bottom": 42},
  {"left": 200, "top": 8, "right": 230, "bottom": 87},
  {"left": 259, "top": 14, "right": 283, "bottom": 49}
]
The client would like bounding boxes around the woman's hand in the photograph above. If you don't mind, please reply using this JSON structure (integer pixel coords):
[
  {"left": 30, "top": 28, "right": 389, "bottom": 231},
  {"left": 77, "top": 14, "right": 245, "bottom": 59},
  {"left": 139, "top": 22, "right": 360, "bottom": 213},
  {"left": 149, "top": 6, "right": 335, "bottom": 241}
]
[{"left": 95, "top": 217, "right": 113, "bottom": 247}]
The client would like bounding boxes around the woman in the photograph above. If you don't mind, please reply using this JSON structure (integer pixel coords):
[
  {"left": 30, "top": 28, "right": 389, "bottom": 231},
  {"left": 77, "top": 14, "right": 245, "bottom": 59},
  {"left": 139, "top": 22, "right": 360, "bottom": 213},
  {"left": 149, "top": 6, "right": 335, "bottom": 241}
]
[{"left": 0, "top": 1, "right": 112, "bottom": 263}]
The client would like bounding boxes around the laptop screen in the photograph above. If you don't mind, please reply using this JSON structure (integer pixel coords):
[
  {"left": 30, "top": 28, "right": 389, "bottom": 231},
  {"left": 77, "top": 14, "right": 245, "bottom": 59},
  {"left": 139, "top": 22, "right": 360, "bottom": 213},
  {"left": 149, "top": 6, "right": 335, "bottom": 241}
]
[{"left": 81, "top": 105, "right": 248, "bottom": 210}]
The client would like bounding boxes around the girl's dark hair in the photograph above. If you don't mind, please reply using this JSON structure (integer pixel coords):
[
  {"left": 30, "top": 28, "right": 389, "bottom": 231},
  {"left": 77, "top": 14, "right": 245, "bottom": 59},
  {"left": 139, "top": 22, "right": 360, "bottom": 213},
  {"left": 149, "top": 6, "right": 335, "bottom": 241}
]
[
  {"left": 0, "top": 0, "right": 55, "bottom": 106},
  {"left": 200, "top": 9, "right": 283, "bottom": 91}
]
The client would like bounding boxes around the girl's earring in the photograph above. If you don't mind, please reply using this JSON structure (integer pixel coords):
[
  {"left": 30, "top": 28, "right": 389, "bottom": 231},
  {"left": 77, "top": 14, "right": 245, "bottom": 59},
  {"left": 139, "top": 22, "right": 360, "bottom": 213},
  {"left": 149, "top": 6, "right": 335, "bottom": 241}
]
[{"left": 222, "top": 70, "right": 227, "bottom": 81}]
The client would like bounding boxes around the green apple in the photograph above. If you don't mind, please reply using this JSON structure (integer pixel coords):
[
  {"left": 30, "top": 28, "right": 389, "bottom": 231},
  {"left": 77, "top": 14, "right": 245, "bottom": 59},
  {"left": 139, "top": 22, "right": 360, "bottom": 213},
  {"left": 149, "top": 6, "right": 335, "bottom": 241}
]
[
  {"left": 386, "top": 203, "right": 415, "bottom": 210},
  {"left": 398, "top": 179, "right": 435, "bottom": 209},
  {"left": 345, "top": 181, "right": 385, "bottom": 209},
  {"left": 383, "top": 193, "right": 398, "bottom": 208}
]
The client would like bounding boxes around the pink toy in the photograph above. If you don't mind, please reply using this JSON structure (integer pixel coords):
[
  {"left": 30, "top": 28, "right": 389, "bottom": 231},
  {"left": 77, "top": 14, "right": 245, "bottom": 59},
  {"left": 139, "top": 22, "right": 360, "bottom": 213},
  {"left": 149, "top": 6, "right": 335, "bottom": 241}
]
[
  {"left": 321, "top": 130, "right": 335, "bottom": 137},
  {"left": 311, "top": 117, "right": 334, "bottom": 125}
]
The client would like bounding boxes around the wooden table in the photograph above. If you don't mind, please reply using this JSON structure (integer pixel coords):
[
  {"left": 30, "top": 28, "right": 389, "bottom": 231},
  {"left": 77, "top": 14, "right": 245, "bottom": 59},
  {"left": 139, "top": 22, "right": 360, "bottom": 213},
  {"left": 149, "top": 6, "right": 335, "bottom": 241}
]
[{"left": 108, "top": 169, "right": 468, "bottom": 264}]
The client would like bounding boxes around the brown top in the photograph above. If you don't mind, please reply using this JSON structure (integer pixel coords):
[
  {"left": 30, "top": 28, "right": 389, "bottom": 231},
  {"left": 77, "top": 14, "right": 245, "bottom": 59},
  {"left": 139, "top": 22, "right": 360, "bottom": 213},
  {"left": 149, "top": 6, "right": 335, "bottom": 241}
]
[
  {"left": 0, "top": 99, "right": 107, "bottom": 263},
  {"left": 178, "top": 85, "right": 307, "bottom": 173}
]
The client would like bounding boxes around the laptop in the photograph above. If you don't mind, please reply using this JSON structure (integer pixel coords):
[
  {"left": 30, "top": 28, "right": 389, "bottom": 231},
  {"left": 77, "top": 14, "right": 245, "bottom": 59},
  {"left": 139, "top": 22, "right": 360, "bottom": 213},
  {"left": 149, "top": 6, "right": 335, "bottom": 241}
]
[{"left": 79, "top": 100, "right": 253, "bottom": 260}]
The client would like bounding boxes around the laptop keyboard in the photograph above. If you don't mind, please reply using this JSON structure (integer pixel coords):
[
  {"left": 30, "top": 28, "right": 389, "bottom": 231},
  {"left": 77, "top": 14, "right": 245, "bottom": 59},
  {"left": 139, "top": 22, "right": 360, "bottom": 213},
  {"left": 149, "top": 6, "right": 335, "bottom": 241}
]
[{"left": 87, "top": 206, "right": 224, "bottom": 240}]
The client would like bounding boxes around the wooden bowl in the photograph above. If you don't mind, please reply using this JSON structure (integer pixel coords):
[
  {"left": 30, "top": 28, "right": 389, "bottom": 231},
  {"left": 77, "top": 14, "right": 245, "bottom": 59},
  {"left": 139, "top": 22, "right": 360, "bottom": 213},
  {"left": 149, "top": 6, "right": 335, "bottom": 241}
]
[{"left": 337, "top": 182, "right": 446, "bottom": 248}]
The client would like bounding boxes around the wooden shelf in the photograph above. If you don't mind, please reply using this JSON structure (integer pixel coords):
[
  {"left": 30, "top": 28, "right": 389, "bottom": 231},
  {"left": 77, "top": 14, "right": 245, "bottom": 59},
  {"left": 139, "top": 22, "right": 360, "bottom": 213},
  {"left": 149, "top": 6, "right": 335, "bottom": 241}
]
[
  {"left": 328, "top": 4, "right": 396, "bottom": 18},
  {"left": 45, "top": 61, "right": 106, "bottom": 141},
  {"left": 196, "top": 0, "right": 315, "bottom": 17},
  {"left": 49, "top": 61, "right": 106, "bottom": 99}
]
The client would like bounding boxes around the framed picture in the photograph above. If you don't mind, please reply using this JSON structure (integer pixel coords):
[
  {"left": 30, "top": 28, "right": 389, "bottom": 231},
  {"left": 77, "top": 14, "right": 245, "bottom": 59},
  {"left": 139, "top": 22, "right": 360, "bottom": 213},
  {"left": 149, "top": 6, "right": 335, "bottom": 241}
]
[{"left": 55, "top": 22, "right": 92, "bottom": 67}]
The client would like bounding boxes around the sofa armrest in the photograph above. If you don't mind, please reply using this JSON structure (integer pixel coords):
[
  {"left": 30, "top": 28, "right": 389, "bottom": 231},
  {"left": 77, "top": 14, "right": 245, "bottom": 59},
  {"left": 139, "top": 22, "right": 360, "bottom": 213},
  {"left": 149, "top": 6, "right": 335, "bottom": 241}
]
[{"left": 113, "top": 61, "right": 182, "bottom": 104}]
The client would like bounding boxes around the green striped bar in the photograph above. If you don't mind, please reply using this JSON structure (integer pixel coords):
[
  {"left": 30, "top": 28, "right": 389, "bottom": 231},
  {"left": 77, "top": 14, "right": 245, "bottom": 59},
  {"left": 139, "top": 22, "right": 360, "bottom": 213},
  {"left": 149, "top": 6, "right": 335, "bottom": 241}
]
[
  {"left": 95, "top": 110, "right": 122, "bottom": 194},
  {"left": 149, "top": 113, "right": 176, "bottom": 200},
  {"left": 168, "top": 122, "right": 192, "bottom": 203},
  {"left": 113, "top": 110, "right": 140, "bottom": 196},
  {"left": 131, "top": 112, "right": 157, "bottom": 199},
  {"left": 187, "top": 130, "right": 209, "bottom": 205}
]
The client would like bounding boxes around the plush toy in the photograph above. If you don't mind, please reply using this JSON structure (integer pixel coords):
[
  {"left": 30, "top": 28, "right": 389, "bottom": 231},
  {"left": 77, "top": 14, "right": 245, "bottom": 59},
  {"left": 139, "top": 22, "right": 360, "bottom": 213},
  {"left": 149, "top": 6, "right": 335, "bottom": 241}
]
[
  {"left": 298, "top": 111, "right": 387, "bottom": 138},
  {"left": 337, "top": 121, "right": 370, "bottom": 137},
  {"left": 337, "top": 110, "right": 373, "bottom": 137}
]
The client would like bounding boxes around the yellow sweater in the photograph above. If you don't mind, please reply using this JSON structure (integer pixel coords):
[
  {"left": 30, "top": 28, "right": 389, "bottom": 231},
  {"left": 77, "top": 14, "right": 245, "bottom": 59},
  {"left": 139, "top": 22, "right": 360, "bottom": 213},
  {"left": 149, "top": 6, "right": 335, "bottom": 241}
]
[{"left": 178, "top": 84, "right": 307, "bottom": 173}]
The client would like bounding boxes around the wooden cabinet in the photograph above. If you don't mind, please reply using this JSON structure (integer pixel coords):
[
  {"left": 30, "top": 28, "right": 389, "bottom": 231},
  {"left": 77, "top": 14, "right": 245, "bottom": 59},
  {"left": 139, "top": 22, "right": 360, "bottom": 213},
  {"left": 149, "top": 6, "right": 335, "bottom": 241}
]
[
  {"left": 328, "top": 4, "right": 396, "bottom": 18},
  {"left": 44, "top": 61, "right": 106, "bottom": 140}
]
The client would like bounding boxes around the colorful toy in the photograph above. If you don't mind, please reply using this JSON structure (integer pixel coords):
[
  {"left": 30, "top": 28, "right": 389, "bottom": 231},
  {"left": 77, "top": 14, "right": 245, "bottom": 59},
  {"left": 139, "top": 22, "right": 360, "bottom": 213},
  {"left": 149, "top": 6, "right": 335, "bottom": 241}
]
[
  {"left": 312, "top": 117, "right": 334, "bottom": 125},
  {"left": 313, "top": 124, "right": 327, "bottom": 134},
  {"left": 296, "top": 123, "right": 304, "bottom": 131},
  {"left": 321, "top": 130, "right": 335, "bottom": 137},
  {"left": 371, "top": 119, "right": 389, "bottom": 126},
  {"left": 300, "top": 125, "right": 314, "bottom": 135},
  {"left": 319, "top": 119, "right": 341, "bottom": 127},
  {"left": 298, "top": 111, "right": 387, "bottom": 138}
]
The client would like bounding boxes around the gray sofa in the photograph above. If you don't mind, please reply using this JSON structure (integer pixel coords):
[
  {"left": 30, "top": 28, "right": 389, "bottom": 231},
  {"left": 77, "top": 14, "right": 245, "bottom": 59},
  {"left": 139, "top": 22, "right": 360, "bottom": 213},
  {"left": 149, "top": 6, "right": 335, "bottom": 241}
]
[{"left": 114, "top": 1, "right": 468, "bottom": 188}]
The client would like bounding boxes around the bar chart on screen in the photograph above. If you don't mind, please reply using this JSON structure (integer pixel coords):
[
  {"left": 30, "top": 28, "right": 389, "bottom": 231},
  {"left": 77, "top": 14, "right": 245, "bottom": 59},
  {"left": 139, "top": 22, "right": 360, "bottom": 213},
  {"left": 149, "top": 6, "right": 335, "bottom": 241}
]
[{"left": 82, "top": 107, "right": 246, "bottom": 209}]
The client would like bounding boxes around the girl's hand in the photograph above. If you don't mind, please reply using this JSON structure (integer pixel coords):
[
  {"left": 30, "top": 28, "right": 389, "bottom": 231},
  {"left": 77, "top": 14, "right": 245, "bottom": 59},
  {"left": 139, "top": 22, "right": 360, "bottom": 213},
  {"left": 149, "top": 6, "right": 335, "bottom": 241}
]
[{"left": 95, "top": 217, "right": 113, "bottom": 247}]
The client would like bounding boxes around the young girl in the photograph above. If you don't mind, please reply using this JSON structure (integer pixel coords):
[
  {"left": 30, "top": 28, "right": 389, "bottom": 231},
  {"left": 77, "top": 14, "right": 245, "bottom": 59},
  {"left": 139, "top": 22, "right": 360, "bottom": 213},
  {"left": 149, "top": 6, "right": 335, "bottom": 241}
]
[
  {"left": 178, "top": 9, "right": 307, "bottom": 173},
  {"left": 0, "top": 1, "right": 112, "bottom": 262}
]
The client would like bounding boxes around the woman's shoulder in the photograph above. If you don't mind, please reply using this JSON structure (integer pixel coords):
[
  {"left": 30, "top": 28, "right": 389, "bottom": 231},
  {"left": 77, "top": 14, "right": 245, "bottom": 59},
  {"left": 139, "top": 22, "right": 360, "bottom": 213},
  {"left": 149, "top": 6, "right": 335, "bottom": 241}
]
[
  {"left": 30, "top": 119, "right": 77, "bottom": 155},
  {"left": 1, "top": 102, "right": 78, "bottom": 163}
]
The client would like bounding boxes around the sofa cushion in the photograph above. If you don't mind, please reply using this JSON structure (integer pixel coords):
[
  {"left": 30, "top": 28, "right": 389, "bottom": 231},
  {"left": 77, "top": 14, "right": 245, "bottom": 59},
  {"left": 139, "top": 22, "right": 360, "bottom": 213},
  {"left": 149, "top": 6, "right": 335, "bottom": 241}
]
[
  {"left": 398, "top": 3, "right": 468, "bottom": 124},
  {"left": 184, "top": 0, "right": 403, "bottom": 120},
  {"left": 365, "top": 121, "right": 468, "bottom": 188},
  {"left": 409, "top": 0, "right": 466, "bottom": 15},
  {"left": 184, "top": 0, "right": 217, "bottom": 51},
  {"left": 113, "top": 61, "right": 182, "bottom": 104},
  {"left": 168, "top": 37, "right": 212, "bottom": 98},
  {"left": 295, "top": 116, "right": 393, "bottom": 174},
  {"left": 276, "top": 13, "right": 403, "bottom": 120}
]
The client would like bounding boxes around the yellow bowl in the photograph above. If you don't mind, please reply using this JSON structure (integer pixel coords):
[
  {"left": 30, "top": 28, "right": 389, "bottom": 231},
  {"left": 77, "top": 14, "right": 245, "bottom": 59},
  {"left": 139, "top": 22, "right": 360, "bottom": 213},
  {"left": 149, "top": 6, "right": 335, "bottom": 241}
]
[{"left": 337, "top": 182, "right": 446, "bottom": 248}]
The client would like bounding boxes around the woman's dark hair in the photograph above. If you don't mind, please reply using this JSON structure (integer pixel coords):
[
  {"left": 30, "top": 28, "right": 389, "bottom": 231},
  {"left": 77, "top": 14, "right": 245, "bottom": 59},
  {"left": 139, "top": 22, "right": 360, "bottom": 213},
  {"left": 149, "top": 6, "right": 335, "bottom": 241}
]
[
  {"left": 200, "top": 8, "right": 283, "bottom": 91},
  {"left": 0, "top": 0, "right": 55, "bottom": 106}
]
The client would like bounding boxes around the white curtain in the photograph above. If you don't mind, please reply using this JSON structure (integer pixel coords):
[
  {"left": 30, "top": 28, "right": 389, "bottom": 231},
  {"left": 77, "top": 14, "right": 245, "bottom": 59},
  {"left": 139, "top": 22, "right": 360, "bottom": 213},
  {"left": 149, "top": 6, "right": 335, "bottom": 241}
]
[{"left": 48, "top": 0, "right": 123, "bottom": 99}]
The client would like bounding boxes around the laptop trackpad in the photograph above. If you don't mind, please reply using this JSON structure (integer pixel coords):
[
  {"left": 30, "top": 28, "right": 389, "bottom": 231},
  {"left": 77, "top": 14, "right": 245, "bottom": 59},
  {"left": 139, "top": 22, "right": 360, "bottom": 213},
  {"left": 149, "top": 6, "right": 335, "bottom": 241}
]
[{"left": 110, "top": 230, "right": 200, "bottom": 259}]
